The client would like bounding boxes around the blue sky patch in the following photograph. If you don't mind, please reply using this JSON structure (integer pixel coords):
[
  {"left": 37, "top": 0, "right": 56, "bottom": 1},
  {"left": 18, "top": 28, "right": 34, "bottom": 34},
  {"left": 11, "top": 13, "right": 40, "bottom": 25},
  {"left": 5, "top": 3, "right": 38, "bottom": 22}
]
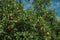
[{"left": 16, "top": 0, "right": 60, "bottom": 18}]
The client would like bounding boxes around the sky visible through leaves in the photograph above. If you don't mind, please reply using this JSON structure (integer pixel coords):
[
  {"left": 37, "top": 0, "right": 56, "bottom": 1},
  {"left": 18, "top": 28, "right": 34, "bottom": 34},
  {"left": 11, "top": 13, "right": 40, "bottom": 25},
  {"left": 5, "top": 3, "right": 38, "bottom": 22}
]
[
  {"left": 17, "top": 0, "right": 60, "bottom": 18},
  {"left": 52, "top": 0, "right": 60, "bottom": 18}
]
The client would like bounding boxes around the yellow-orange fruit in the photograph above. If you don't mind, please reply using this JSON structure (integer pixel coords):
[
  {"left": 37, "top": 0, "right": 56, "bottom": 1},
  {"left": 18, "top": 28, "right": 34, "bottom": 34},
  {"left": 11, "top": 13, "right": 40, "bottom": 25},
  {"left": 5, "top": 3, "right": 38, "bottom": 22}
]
[
  {"left": 46, "top": 32, "right": 50, "bottom": 36},
  {"left": 16, "top": 7, "right": 19, "bottom": 10},
  {"left": 8, "top": 26, "right": 14, "bottom": 30},
  {"left": 9, "top": 16, "right": 14, "bottom": 20}
]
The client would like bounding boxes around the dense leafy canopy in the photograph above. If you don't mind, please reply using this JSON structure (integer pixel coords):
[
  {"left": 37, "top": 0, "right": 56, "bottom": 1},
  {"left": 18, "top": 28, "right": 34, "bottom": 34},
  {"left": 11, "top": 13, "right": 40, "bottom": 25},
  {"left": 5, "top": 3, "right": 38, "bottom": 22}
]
[{"left": 0, "top": 0, "right": 60, "bottom": 40}]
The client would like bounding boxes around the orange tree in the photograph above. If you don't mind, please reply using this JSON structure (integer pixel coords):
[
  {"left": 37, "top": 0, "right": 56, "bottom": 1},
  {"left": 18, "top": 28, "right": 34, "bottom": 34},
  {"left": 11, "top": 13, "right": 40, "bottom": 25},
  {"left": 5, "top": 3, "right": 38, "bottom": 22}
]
[{"left": 0, "top": 0, "right": 59, "bottom": 40}]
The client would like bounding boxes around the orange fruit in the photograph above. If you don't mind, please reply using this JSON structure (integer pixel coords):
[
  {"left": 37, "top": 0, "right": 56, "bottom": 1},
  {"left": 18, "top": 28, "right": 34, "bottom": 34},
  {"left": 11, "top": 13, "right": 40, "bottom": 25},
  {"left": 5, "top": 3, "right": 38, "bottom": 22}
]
[
  {"left": 8, "top": 26, "right": 14, "bottom": 30},
  {"left": 9, "top": 16, "right": 14, "bottom": 20},
  {"left": 46, "top": 32, "right": 50, "bottom": 36},
  {"left": 16, "top": 7, "right": 19, "bottom": 10}
]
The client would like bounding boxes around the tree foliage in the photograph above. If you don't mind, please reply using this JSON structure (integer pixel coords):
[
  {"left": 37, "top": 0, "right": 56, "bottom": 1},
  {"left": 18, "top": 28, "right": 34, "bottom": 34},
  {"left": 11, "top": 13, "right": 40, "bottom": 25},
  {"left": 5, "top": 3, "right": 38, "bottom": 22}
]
[{"left": 0, "top": 0, "right": 60, "bottom": 40}]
